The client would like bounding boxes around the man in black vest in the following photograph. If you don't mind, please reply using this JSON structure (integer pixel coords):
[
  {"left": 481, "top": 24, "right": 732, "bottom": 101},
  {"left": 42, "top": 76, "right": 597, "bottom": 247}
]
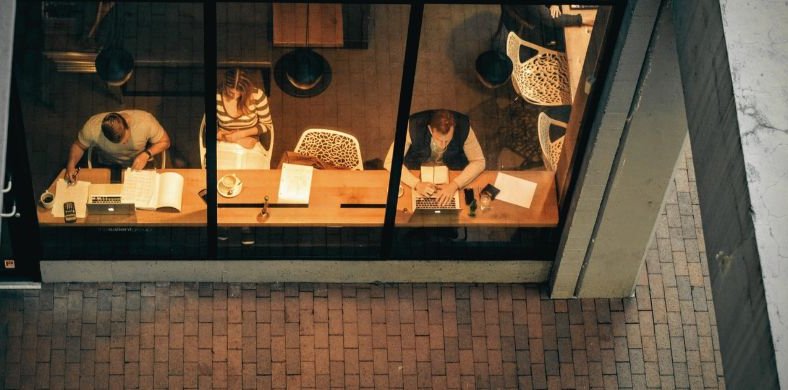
[{"left": 384, "top": 110, "right": 486, "bottom": 205}]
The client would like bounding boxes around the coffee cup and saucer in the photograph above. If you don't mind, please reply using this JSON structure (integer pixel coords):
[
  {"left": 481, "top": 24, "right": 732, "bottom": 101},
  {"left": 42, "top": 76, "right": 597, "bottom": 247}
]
[{"left": 217, "top": 174, "right": 243, "bottom": 198}]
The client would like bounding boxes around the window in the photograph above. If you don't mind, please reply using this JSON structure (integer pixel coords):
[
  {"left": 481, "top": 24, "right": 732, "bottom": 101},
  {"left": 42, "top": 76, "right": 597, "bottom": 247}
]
[{"left": 12, "top": 1, "right": 615, "bottom": 261}]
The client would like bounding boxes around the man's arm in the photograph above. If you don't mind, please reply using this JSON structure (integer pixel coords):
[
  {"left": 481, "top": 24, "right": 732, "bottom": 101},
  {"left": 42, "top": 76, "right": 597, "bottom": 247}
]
[
  {"left": 65, "top": 141, "right": 88, "bottom": 183},
  {"left": 383, "top": 130, "right": 434, "bottom": 195},
  {"left": 451, "top": 129, "right": 486, "bottom": 189},
  {"left": 132, "top": 121, "right": 171, "bottom": 170}
]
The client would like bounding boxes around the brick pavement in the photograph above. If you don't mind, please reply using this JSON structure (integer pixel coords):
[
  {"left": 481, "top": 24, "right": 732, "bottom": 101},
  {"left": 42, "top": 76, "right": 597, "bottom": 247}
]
[{"left": 0, "top": 145, "right": 724, "bottom": 389}]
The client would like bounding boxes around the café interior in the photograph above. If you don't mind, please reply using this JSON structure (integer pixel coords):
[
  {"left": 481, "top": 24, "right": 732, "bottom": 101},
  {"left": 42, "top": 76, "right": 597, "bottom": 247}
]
[{"left": 11, "top": 2, "right": 613, "bottom": 262}]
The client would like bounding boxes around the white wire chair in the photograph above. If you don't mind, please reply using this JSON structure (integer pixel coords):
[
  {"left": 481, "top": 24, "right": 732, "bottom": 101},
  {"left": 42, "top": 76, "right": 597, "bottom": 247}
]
[
  {"left": 506, "top": 31, "right": 571, "bottom": 106},
  {"left": 294, "top": 128, "right": 364, "bottom": 171},
  {"left": 537, "top": 112, "right": 566, "bottom": 171}
]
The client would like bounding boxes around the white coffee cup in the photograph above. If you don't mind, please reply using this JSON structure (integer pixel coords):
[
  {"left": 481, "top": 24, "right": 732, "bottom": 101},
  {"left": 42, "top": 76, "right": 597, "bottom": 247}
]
[
  {"left": 218, "top": 174, "right": 243, "bottom": 196},
  {"left": 40, "top": 190, "right": 55, "bottom": 209}
]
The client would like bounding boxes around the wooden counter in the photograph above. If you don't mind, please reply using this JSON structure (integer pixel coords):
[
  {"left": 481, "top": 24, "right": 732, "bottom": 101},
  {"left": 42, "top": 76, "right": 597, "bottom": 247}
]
[
  {"left": 38, "top": 169, "right": 559, "bottom": 228},
  {"left": 562, "top": 5, "right": 597, "bottom": 102}
]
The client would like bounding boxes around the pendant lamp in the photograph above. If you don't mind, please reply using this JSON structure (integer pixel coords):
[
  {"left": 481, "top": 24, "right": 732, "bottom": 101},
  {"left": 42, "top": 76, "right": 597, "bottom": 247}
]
[
  {"left": 475, "top": 18, "right": 513, "bottom": 89},
  {"left": 94, "top": 3, "right": 134, "bottom": 87},
  {"left": 274, "top": 3, "right": 333, "bottom": 98}
]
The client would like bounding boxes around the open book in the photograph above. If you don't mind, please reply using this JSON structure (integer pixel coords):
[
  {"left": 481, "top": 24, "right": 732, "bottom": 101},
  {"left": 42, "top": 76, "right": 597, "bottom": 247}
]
[
  {"left": 420, "top": 164, "right": 449, "bottom": 184},
  {"left": 121, "top": 169, "right": 184, "bottom": 211}
]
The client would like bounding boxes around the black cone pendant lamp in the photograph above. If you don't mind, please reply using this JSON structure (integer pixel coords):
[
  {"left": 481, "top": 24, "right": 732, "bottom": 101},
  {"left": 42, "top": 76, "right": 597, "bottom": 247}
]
[
  {"left": 274, "top": 3, "right": 332, "bottom": 97},
  {"left": 94, "top": 3, "right": 134, "bottom": 87},
  {"left": 96, "top": 46, "right": 135, "bottom": 86},
  {"left": 475, "top": 19, "right": 512, "bottom": 89}
]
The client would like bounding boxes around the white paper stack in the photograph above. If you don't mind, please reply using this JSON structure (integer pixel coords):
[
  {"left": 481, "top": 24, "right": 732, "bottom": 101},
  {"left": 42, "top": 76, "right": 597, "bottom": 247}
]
[{"left": 278, "top": 163, "right": 314, "bottom": 204}]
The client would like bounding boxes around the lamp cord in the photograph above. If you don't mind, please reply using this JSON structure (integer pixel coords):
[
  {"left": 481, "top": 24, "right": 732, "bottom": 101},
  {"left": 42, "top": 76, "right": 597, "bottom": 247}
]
[{"left": 305, "top": 3, "right": 310, "bottom": 46}]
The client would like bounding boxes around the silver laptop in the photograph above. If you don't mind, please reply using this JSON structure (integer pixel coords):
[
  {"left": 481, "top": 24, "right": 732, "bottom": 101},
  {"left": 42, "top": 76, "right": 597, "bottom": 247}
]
[
  {"left": 408, "top": 190, "right": 461, "bottom": 225},
  {"left": 86, "top": 184, "right": 136, "bottom": 217}
]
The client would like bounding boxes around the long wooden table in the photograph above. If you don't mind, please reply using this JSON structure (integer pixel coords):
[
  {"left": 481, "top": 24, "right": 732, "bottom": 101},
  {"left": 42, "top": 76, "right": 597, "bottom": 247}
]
[
  {"left": 39, "top": 169, "right": 559, "bottom": 228},
  {"left": 562, "top": 5, "right": 597, "bottom": 102}
]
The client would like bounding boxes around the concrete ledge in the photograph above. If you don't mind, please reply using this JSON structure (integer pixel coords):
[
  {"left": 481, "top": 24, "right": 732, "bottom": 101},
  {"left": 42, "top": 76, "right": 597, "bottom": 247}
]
[{"left": 41, "top": 260, "right": 552, "bottom": 283}]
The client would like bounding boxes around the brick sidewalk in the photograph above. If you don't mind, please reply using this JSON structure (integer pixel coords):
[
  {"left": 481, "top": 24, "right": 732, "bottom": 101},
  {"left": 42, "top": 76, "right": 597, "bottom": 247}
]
[{"left": 0, "top": 146, "right": 724, "bottom": 389}]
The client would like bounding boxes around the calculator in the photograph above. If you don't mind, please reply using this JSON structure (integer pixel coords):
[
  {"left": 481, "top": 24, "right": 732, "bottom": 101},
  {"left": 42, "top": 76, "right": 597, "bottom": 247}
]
[{"left": 63, "top": 201, "right": 77, "bottom": 223}]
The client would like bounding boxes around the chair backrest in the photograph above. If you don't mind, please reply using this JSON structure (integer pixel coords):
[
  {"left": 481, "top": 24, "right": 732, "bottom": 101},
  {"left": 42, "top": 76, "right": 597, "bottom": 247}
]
[
  {"left": 87, "top": 145, "right": 166, "bottom": 169},
  {"left": 506, "top": 31, "right": 571, "bottom": 106},
  {"left": 537, "top": 112, "right": 567, "bottom": 171},
  {"left": 294, "top": 128, "right": 364, "bottom": 170},
  {"left": 200, "top": 114, "right": 274, "bottom": 169}
]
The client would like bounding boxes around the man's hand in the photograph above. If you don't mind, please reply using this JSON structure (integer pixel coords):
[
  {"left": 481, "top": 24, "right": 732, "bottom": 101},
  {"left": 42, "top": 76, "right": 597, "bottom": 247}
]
[
  {"left": 65, "top": 166, "right": 79, "bottom": 185},
  {"left": 414, "top": 181, "right": 436, "bottom": 197},
  {"left": 131, "top": 153, "right": 149, "bottom": 170},
  {"left": 435, "top": 182, "right": 459, "bottom": 206},
  {"left": 549, "top": 5, "right": 562, "bottom": 18}
]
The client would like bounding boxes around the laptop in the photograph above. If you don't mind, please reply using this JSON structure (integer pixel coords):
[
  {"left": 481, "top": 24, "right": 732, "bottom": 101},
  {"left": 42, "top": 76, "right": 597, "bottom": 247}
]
[
  {"left": 409, "top": 189, "right": 462, "bottom": 225},
  {"left": 86, "top": 184, "right": 137, "bottom": 220}
]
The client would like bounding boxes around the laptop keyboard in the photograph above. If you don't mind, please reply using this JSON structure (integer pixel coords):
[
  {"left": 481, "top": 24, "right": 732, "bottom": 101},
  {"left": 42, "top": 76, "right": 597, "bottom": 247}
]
[
  {"left": 89, "top": 195, "right": 122, "bottom": 204},
  {"left": 415, "top": 196, "right": 458, "bottom": 210}
]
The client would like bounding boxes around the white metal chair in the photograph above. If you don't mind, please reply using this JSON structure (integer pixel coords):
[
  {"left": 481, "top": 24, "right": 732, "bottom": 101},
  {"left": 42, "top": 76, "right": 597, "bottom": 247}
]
[
  {"left": 86, "top": 145, "right": 166, "bottom": 169},
  {"left": 506, "top": 31, "right": 571, "bottom": 106},
  {"left": 199, "top": 114, "right": 274, "bottom": 170},
  {"left": 293, "top": 128, "right": 364, "bottom": 171},
  {"left": 537, "top": 112, "right": 566, "bottom": 171}
]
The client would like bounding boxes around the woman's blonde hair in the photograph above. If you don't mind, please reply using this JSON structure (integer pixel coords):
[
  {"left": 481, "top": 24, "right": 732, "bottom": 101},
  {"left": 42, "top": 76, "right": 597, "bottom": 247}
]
[{"left": 221, "top": 68, "right": 256, "bottom": 115}]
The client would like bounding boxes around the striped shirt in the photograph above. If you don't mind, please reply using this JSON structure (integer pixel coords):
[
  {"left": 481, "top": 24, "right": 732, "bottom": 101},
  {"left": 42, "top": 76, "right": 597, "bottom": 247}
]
[{"left": 216, "top": 88, "right": 274, "bottom": 137}]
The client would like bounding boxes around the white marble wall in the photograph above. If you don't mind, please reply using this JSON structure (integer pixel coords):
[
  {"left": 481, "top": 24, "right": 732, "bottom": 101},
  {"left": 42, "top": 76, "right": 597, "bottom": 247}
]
[{"left": 719, "top": 0, "right": 788, "bottom": 386}]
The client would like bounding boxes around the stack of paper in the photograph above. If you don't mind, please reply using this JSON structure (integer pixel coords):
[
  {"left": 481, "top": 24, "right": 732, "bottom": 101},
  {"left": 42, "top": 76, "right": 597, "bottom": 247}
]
[
  {"left": 52, "top": 179, "right": 90, "bottom": 218},
  {"left": 278, "top": 163, "right": 314, "bottom": 204}
]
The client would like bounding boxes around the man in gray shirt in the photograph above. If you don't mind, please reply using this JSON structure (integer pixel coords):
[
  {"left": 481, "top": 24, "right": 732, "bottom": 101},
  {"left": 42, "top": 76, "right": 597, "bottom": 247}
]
[{"left": 65, "top": 110, "right": 171, "bottom": 183}]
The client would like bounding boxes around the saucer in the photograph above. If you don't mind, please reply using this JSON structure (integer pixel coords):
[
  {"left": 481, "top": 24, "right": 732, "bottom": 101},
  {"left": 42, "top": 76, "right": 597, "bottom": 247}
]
[{"left": 217, "top": 175, "right": 243, "bottom": 198}]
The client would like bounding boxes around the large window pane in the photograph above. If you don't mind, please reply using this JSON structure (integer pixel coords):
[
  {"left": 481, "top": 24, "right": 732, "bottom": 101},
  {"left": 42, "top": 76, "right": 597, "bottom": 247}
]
[
  {"left": 214, "top": 3, "right": 408, "bottom": 259},
  {"left": 391, "top": 4, "right": 609, "bottom": 260},
  {"left": 19, "top": 1, "right": 207, "bottom": 259}
]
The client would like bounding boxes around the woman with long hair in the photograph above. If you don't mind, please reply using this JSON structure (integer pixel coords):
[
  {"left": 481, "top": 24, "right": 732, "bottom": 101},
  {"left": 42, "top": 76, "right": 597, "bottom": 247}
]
[{"left": 216, "top": 68, "right": 274, "bottom": 150}]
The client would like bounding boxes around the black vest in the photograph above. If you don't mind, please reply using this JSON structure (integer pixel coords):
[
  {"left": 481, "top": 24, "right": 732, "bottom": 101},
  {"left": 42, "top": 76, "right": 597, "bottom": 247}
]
[{"left": 404, "top": 110, "right": 470, "bottom": 170}]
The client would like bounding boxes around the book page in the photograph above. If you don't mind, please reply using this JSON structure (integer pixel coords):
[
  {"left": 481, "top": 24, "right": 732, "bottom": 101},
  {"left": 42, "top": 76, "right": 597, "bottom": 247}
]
[
  {"left": 52, "top": 179, "right": 90, "bottom": 218},
  {"left": 433, "top": 166, "right": 448, "bottom": 184},
  {"left": 493, "top": 173, "right": 538, "bottom": 209},
  {"left": 278, "top": 163, "right": 313, "bottom": 204},
  {"left": 156, "top": 172, "right": 184, "bottom": 211},
  {"left": 121, "top": 169, "right": 160, "bottom": 210},
  {"left": 420, "top": 166, "right": 434, "bottom": 183},
  {"left": 419, "top": 165, "right": 448, "bottom": 184}
]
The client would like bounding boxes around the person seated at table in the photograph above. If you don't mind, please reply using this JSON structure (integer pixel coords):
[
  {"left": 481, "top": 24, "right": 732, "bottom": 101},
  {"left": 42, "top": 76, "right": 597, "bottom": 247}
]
[
  {"left": 384, "top": 109, "right": 485, "bottom": 205},
  {"left": 65, "top": 110, "right": 171, "bottom": 183},
  {"left": 216, "top": 68, "right": 274, "bottom": 150},
  {"left": 501, "top": 5, "right": 594, "bottom": 52}
]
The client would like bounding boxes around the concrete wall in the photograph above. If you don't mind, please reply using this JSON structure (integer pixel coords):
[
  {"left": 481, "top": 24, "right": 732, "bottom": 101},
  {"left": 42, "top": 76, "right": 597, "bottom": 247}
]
[
  {"left": 673, "top": 0, "right": 785, "bottom": 388},
  {"left": 551, "top": 0, "right": 662, "bottom": 297},
  {"left": 41, "top": 260, "right": 552, "bottom": 283},
  {"left": 578, "top": 3, "right": 689, "bottom": 297}
]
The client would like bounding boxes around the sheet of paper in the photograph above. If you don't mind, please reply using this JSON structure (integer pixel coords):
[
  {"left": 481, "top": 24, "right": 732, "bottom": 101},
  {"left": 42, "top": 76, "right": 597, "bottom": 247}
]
[
  {"left": 52, "top": 179, "right": 90, "bottom": 218},
  {"left": 278, "top": 163, "right": 313, "bottom": 204},
  {"left": 156, "top": 172, "right": 184, "bottom": 211},
  {"left": 493, "top": 173, "right": 538, "bottom": 209},
  {"left": 121, "top": 169, "right": 159, "bottom": 209}
]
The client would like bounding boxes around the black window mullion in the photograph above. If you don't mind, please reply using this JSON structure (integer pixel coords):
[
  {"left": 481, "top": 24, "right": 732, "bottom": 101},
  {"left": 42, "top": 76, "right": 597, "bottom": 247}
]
[
  {"left": 381, "top": 3, "right": 423, "bottom": 259},
  {"left": 204, "top": 1, "right": 218, "bottom": 259}
]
